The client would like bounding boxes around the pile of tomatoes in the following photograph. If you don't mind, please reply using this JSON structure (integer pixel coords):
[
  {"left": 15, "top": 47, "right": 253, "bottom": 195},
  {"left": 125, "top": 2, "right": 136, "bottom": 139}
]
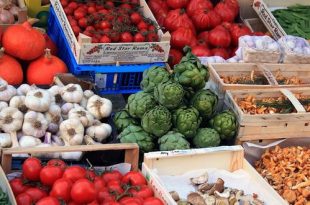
[
  {"left": 61, "top": 0, "right": 160, "bottom": 43},
  {"left": 9, "top": 157, "right": 164, "bottom": 205},
  {"left": 148, "top": 0, "right": 265, "bottom": 65}
]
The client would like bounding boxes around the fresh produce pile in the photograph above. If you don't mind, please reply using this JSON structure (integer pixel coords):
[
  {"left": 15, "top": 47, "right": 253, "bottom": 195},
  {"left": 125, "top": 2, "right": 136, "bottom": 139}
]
[
  {"left": 272, "top": 5, "right": 310, "bottom": 40},
  {"left": 220, "top": 70, "right": 269, "bottom": 85},
  {"left": 0, "top": 0, "right": 22, "bottom": 24},
  {"left": 61, "top": 0, "right": 160, "bottom": 43},
  {"left": 0, "top": 21, "right": 64, "bottom": 85},
  {"left": 114, "top": 48, "right": 238, "bottom": 152},
  {"left": 147, "top": 0, "right": 265, "bottom": 63},
  {"left": 292, "top": 93, "right": 310, "bottom": 112},
  {"left": 255, "top": 146, "right": 310, "bottom": 205},
  {"left": 0, "top": 77, "right": 113, "bottom": 158},
  {"left": 274, "top": 70, "right": 303, "bottom": 85},
  {"left": 169, "top": 172, "right": 264, "bottom": 204},
  {"left": 0, "top": 186, "right": 10, "bottom": 205},
  {"left": 9, "top": 157, "right": 164, "bottom": 205}
]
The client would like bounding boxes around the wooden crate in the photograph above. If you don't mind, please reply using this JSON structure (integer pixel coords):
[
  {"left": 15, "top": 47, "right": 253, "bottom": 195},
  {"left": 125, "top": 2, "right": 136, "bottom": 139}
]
[
  {"left": 225, "top": 88, "right": 310, "bottom": 143},
  {"left": 142, "top": 146, "right": 287, "bottom": 205},
  {"left": 0, "top": 165, "right": 15, "bottom": 204}
]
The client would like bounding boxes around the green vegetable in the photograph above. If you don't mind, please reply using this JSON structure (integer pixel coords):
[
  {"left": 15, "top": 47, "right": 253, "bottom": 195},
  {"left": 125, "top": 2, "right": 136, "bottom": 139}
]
[
  {"left": 140, "top": 66, "right": 170, "bottom": 93},
  {"left": 126, "top": 91, "right": 157, "bottom": 119},
  {"left": 113, "top": 110, "right": 138, "bottom": 132},
  {"left": 193, "top": 128, "right": 221, "bottom": 148},
  {"left": 158, "top": 131, "right": 190, "bottom": 151},
  {"left": 172, "top": 107, "right": 201, "bottom": 138},
  {"left": 119, "top": 125, "right": 154, "bottom": 152},
  {"left": 174, "top": 47, "right": 209, "bottom": 90},
  {"left": 191, "top": 89, "right": 218, "bottom": 121},
  {"left": 0, "top": 187, "right": 10, "bottom": 205},
  {"left": 141, "top": 106, "right": 172, "bottom": 137},
  {"left": 209, "top": 110, "right": 238, "bottom": 140},
  {"left": 154, "top": 81, "right": 184, "bottom": 109}
]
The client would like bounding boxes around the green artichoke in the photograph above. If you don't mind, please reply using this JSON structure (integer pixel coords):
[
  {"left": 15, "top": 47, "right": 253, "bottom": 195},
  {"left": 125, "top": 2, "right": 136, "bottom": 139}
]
[
  {"left": 119, "top": 125, "right": 154, "bottom": 152},
  {"left": 191, "top": 89, "right": 218, "bottom": 120},
  {"left": 193, "top": 128, "right": 221, "bottom": 148},
  {"left": 113, "top": 110, "right": 139, "bottom": 132},
  {"left": 140, "top": 66, "right": 170, "bottom": 93},
  {"left": 209, "top": 110, "right": 238, "bottom": 140},
  {"left": 174, "top": 47, "right": 209, "bottom": 90},
  {"left": 158, "top": 131, "right": 190, "bottom": 151},
  {"left": 126, "top": 91, "right": 157, "bottom": 119},
  {"left": 141, "top": 106, "right": 172, "bottom": 137},
  {"left": 154, "top": 81, "right": 184, "bottom": 109},
  {"left": 172, "top": 107, "right": 201, "bottom": 138}
]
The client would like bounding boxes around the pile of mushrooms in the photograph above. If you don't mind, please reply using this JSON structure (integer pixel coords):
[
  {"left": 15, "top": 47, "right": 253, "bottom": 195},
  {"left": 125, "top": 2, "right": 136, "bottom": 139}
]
[
  {"left": 0, "top": 78, "right": 113, "bottom": 158},
  {"left": 170, "top": 172, "right": 264, "bottom": 205}
]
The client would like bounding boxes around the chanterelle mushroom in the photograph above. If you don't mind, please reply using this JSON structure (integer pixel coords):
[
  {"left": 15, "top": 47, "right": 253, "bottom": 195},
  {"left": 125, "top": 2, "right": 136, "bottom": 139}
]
[{"left": 191, "top": 173, "right": 209, "bottom": 185}]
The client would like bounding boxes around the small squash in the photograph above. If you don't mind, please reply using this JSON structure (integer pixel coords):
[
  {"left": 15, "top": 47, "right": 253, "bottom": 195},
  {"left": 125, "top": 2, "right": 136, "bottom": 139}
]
[
  {"left": 0, "top": 48, "right": 23, "bottom": 85},
  {"left": 27, "top": 49, "right": 68, "bottom": 85},
  {"left": 2, "top": 21, "right": 46, "bottom": 60}
]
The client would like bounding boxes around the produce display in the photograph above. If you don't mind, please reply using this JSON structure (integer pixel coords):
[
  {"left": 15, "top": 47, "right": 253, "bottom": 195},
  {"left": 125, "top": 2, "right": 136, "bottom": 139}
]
[
  {"left": 0, "top": 77, "right": 113, "bottom": 157},
  {"left": 61, "top": 0, "right": 160, "bottom": 43},
  {"left": 255, "top": 146, "right": 310, "bottom": 205},
  {"left": 0, "top": 186, "right": 10, "bottom": 205},
  {"left": 169, "top": 172, "right": 264, "bottom": 204},
  {"left": 114, "top": 48, "right": 238, "bottom": 152},
  {"left": 9, "top": 157, "right": 164, "bottom": 205},
  {"left": 0, "top": 0, "right": 22, "bottom": 24},
  {"left": 221, "top": 71, "right": 269, "bottom": 85}
]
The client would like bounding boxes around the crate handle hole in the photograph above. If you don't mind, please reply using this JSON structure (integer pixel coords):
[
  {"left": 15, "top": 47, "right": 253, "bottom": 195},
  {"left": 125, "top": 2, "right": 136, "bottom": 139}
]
[
  {"left": 285, "top": 123, "right": 288, "bottom": 127},
  {"left": 305, "top": 123, "right": 309, "bottom": 126}
]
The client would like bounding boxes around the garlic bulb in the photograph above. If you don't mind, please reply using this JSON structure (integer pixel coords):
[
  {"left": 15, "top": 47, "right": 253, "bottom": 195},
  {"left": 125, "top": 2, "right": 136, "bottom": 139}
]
[
  {"left": 84, "top": 135, "right": 100, "bottom": 145},
  {"left": 19, "top": 135, "right": 42, "bottom": 147},
  {"left": 22, "top": 111, "right": 48, "bottom": 138},
  {"left": 84, "top": 90, "right": 94, "bottom": 99},
  {"left": 61, "top": 84, "right": 83, "bottom": 103},
  {"left": 0, "top": 107, "right": 23, "bottom": 133},
  {"left": 86, "top": 121, "right": 112, "bottom": 142},
  {"left": 9, "top": 96, "right": 28, "bottom": 113},
  {"left": 87, "top": 95, "right": 112, "bottom": 119},
  {"left": 59, "top": 118, "right": 84, "bottom": 145},
  {"left": 0, "top": 101, "right": 8, "bottom": 112},
  {"left": 48, "top": 85, "right": 63, "bottom": 105},
  {"left": 0, "top": 85, "right": 17, "bottom": 102},
  {"left": 0, "top": 78, "right": 8, "bottom": 90},
  {"left": 45, "top": 104, "right": 62, "bottom": 133},
  {"left": 80, "top": 97, "right": 88, "bottom": 108},
  {"left": 17, "top": 84, "right": 33, "bottom": 96},
  {"left": 25, "top": 89, "right": 51, "bottom": 112},
  {"left": 0, "top": 133, "right": 12, "bottom": 148},
  {"left": 68, "top": 107, "right": 94, "bottom": 127}
]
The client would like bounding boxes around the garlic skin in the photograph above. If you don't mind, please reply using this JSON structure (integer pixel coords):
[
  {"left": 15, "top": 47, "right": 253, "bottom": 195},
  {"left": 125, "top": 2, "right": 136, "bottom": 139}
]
[
  {"left": 48, "top": 85, "right": 63, "bottom": 105},
  {"left": 68, "top": 107, "right": 94, "bottom": 127},
  {"left": 9, "top": 96, "right": 28, "bottom": 113},
  {"left": 0, "top": 107, "right": 23, "bottom": 133},
  {"left": 59, "top": 118, "right": 84, "bottom": 145},
  {"left": 87, "top": 95, "right": 112, "bottom": 119},
  {"left": 0, "top": 133, "right": 12, "bottom": 148},
  {"left": 84, "top": 90, "right": 94, "bottom": 99},
  {"left": 61, "top": 84, "right": 83, "bottom": 103},
  {"left": 86, "top": 121, "right": 112, "bottom": 142},
  {"left": 25, "top": 89, "right": 51, "bottom": 112},
  {"left": 0, "top": 85, "right": 17, "bottom": 102},
  {"left": 0, "top": 78, "right": 8, "bottom": 90},
  {"left": 0, "top": 101, "right": 8, "bottom": 112},
  {"left": 19, "top": 135, "right": 42, "bottom": 147},
  {"left": 80, "top": 97, "right": 88, "bottom": 108},
  {"left": 45, "top": 104, "right": 62, "bottom": 133},
  {"left": 22, "top": 111, "right": 48, "bottom": 138},
  {"left": 17, "top": 84, "right": 32, "bottom": 96}
]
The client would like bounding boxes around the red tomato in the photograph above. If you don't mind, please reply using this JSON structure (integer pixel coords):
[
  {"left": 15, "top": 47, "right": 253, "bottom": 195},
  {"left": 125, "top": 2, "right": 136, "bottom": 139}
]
[
  {"left": 88, "top": 6, "right": 97, "bottom": 14},
  {"left": 186, "top": 0, "right": 213, "bottom": 17},
  {"left": 84, "top": 31, "right": 93, "bottom": 37},
  {"left": 122, "top": 171, "right": 147, "bottom": 186},
  {"left": 129, "top": 185, "right": 154, "bottom": 199},
  {"left": 102, "top": 202, "right": 121, "bottom": 205},
  {"left": 229, "top": 23, "right": 252, "bottom": 46},
  {"left": 147, "top": 32, "right": 159, "bottom": 42},
  {"left": 119, "top": 197, "right": 143, "bottom": 205},
  {"left": 72, "top": 26, "right": 81, "bottom": 37},
  {"left": 71, "top": 179, "right": 97, "bottom": 204},
  {"left": 134, "top": 33, "right": 145, "bottom": 42},
  {"left": 16, "top": 193, "right": 33, "bottom": 205},
  {"left": 171, "top": 27, "right": 196, "bottom": 50},
  {"left": 148, "top": 25, "right": 156, "bottom": 32},
  {"left": 208, "top": 25, "right": 231, "bottom": 48},
  {"left": 143, "top": 197, "right": 164, "bottom": 205},
  {"left": 168, "top": 48, "right": 183, "bottom": 67},
  {"left": 78, "top": 18, "right": 88, "bottom": 28},
  {"left": 68, "top": 2, "right": 78, "bottom": 10},
  {"left": 40, "top": 166, "right": 64, "bottom": 186},
  {"left": 109, "top": 31, "right": 120, "bottom": 42},
  {"left": 24, "top": 187, "right": 47, "bottom": 202},
  {"left": 94, "top": 177, "right": 106, "bottom": 191},
  {"left": 105, "top": 1, "right": 115, "bottom": 9},
  {"left": 92, "top": 37, "right": 99, "bottom": 43},
  {"left": 50, "top": 178, "right": 73, "bottom": 202},
  {"left": 214, "top": 1, "right": 237, "bottom": 22},
  {"left": 86, "top": 170, "right": 97, "bottom": 181},
  {"left": 60, "top": 0, "right": 68, "bottom": 7},
  {"left": 64, "top": 7, "right": 73, "bottom": 15},
  {"left": 107, "top": 180, "right": 123, "bottom": 194},
  {"left": 63, "top": 166, "right": 86, "bottom": 182},
  {"left": 68, "top": 19, "right": 77, "bottom": 26},
  {"left": 9, "top": 178, "right": 29, "bottom": 196},
  {"left": 97, "top": 188, "right": 116, "bottom": 203},
  {"left": 88, "top": 200, "right": 100, "bottom": 205},
  {"left": 22, "top": 157, "right": 42, "bottom": 181},
  {"left": 167, "top": 0, "right": 189, "bottom": 9},
  {"left": 102, "top": 170, "right": 123, "bottom": 183},
  {"left": 137, "top": 21, "right": 149, "bottom": 31},
  {"left": 47, "top": 159, "right": 67, "bottom": 170},
  {"left": 197, "top": 31, "right": 209, "bottom": 44},
  {"left": 120, "top": 3, "right": 132, "bottom": 10},
  {"left": 130, "top": 12, "right": 142, "bottom": 25},
  {"left": 100, "top": 21, "right": 111, "bottom": 29},
  {"left": 100, "top": 35, "right": 112, "bottom": 43},
  {"left": 120, "top": 32, "right": 133, "bottom": 42},
  {"left": 191, "top": 9, "right": 222, "bottom": 30},
  {"left": 36, "top": 196, "right": 60, "bottom": 205},
  {"left": 211, "top": 48, "right": 229, "bottom": 59},
  {"left": 164, "top": 9, "right": 195, "bottom": 34},
  {"left": 192, "top": 45, "right": 212, "bottom": 57},
  {"left": 74, "top": 10, "right": 85, "bottom": 20},
  {"left": 155, "top": 10, "right": 168, "bottom": 27},
  {"left": 148, "top": 0, "right": 169, "bottom": 15}
]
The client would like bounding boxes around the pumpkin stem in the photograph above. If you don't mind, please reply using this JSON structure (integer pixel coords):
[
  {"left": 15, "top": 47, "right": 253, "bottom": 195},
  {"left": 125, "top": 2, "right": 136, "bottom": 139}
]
[
  {"left": 44, "top": 48, "right": 52, "bottom": 59},
  {"left": 0, "top": 48, "right": 4, "bottom": 58}
]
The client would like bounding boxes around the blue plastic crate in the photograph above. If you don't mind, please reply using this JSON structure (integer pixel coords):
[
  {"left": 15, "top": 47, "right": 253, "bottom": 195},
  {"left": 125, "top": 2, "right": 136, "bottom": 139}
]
[{"left": 47, "top": 6, "right": 165, "bottom": 94}]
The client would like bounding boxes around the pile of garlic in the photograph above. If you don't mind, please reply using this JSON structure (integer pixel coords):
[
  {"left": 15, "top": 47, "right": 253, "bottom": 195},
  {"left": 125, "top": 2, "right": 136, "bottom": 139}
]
[{"left": 0, "top": 77, "right": 113, "bottom": 151}]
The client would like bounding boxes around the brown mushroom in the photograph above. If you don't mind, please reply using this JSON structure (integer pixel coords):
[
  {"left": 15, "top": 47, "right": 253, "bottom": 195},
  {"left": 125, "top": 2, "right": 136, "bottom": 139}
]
[{"left": 187, "top": 192, "right": 206, "bottom": 205}]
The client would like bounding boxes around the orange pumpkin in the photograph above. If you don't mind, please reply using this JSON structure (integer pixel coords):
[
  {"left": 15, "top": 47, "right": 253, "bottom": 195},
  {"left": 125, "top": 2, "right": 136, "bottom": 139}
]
[
  {"left": 0, "top": 48, "right": 23, "bottom": 85},
  {"left": 27, "top": 49, "right": 68, "bottom": 85},
  {"left": 44, "top": 34, "right": 58, "bottom": 56},
  {"left": 2, "top": 22, "right": 46, "bottom": 61}
]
